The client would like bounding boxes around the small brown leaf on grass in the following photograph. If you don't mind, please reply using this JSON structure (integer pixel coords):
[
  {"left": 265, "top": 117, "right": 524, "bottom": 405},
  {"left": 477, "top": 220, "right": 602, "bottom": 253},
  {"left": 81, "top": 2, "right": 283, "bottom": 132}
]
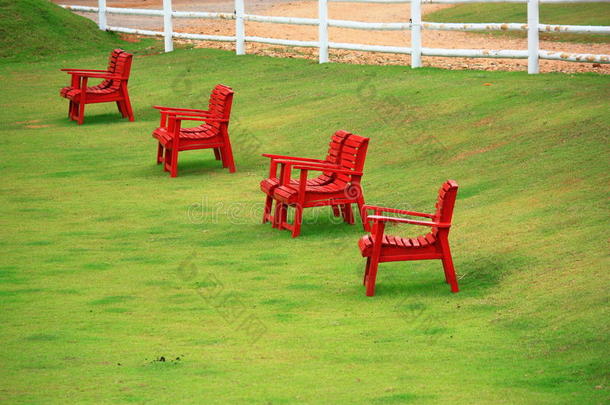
[{"left": 483, "top": 83, "right": 493, "bottom": 86}]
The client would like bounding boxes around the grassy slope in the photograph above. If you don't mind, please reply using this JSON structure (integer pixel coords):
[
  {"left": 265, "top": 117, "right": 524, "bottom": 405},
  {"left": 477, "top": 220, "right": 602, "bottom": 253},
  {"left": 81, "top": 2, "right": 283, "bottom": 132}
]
[
  {"left": 0, "top": 45, "right": 608, "bottom": 403},
  {"left": 0, "top": 0, "right": 121, "bottom": 60},
  {"left": 425, "top": 3, "right": 610, "bottom": 43}
]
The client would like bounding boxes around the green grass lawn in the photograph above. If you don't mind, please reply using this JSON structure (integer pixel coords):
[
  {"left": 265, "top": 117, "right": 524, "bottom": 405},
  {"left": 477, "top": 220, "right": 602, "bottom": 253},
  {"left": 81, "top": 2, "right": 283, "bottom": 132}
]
[
  {"left": 1, "top": 16, "right": 609, "bottom": 405},
  {"left": 425, "top": 3, "right": 610, "bottom": 43},
  {"left": 1, "top": 44, "right": 609, "bottom": 404}
]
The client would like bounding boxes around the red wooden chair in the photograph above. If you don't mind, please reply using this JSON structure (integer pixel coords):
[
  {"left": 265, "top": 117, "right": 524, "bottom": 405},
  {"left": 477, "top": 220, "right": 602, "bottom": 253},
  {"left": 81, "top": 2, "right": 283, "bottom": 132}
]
[
  {"left": 271, "top": 132, "right": 370, "bottom": 237},
  {"left": 60, "top": 49, "right": 134, "bottom": 125},
  {"left": 260, "top": 130, "right": 352, "bottom": 225},
  {"left": 152, "top": 84, "right": 235, "bottom": 177},
  {"left": 358, "top": 180, "right": 459, "bottom": 296}
]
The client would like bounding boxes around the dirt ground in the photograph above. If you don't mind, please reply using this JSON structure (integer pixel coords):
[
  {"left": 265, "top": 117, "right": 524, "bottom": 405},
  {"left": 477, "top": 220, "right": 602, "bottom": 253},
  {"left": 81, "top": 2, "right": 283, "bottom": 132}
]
[{"left": 55, "top": 0, "right": 609, "bottom": 73}]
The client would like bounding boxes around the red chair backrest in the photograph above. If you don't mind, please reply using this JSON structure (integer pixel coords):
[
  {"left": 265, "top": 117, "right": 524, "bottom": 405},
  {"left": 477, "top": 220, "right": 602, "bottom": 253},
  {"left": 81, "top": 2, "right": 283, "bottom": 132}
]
[
  {"left": 432, "top": 180, "right": 458, "bottom": 236},
  {"left": 207, "top": 84, "right": 234, "bottom": 130},
  {"left": 113, "top": 50, "right": 133, "bottom": 79},
  {"left": 324, "top": 130, "right": 350, "bottom": 164},
  {"left": 106, "top": 49, "right": 124, "bottom": 73},
  {"left": 99, "top": 49, "right": 133, "bottom": 90},
  {"left": 317, "top": 130, "right": 351, "bottom": 181},
  {"left": 335, "top": 133, "right": 369, "bottom": 184}
]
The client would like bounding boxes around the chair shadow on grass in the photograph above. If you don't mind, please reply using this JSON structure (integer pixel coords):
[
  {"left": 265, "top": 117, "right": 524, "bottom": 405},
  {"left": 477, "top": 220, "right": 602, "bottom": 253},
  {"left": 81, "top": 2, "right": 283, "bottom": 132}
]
[
  {"left": 139, "top": 152, "right": 231, "bottom": 178},
  {"left": 169, "top": 157, "right": 229, "bottom": 177},
  {"left": 346, "top": 257, "right": 457, "bottom": 298},
  {"left": 347, "top": 252, "right": 531, "bottom": 298},
  {"left": 366, "top": 278, "right": 455, "bottom": 298},
  {"left": 284, "top": 212, "right": 368, "bottom": 239},
  {"left": 53, "top": 112, "right": 130, "bottom": 126}
]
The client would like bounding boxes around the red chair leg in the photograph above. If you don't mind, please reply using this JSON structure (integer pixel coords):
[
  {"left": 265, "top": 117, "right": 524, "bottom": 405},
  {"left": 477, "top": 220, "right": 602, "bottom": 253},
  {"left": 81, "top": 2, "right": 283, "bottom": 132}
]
[
  {"left": 164, "top": 148, "right": 172, "bottom": 172},
  {"left": 292, "top": 204, "right": 303, "bottom": 238},
  {"left": 274, "top": 202, "right": 287, "bottom": 229},
  {"left": 169, "top": 148, "right": 179, "bottom": 177},
  {"left": 69, "top": 101, "right": 78, "bottom": 121},
  {"left": 365, "top": 222, "right": 385, "bottom": 296},
  {"left": 441, "top": 251, "right": 459, "bottom": 293},
  {"left": 219, "top": 150, "right": 228, "bottom": 168},
  {"left": 263, "top": 195, "right": 273, "bottom": 224},
  {"left": 214, "top": 148, "right": 221, "bottom": 161},
  {"left": 157, "top": 143, "right": 164, "bottom": 164},
  {"left": 363, "top": 257, "right": 371, "bottom": 285},
  {"left": 77, "top": 102, "right": 85, "bottom": 125},
  {"left": 116, "top": 101, "right": 127, "bottom": 118},
  {"left": 438, "top": 238, "right": 459, "bottom": 292},
  {"left": 221, "top": 143, "right": 236, "bottom": 173},
  {"left": 332, "top": 205, "right": 341, "bottom": 217},
  {"left": 122, "top": 90, "right": 135, "bottom": 122},
  {"left": 342, "top": 204, "right": 354, "bottom": 224},
  {"left": 356, "top": 194, "right": 368, "bottom": 231},
  {"left": 365, "top": 256, "right": 380, "bottom": 297},
  {"left": 272, "top": 202, "right": 280, "bottom": 229}
]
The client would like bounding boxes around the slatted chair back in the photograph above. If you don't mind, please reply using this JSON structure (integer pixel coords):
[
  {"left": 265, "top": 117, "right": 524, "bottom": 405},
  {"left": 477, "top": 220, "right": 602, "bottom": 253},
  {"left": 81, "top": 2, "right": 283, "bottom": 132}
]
[
  {"left": 113, "top": 50, "right": 133, "bottom": 80},
  {"left": 95, "top": 49, "right": 132, "bottom": 91},
  {"left": 432, "top": 180, "right": 459, "bottom": 236},
  {"left": 207, "top": 84, "right": 234, "bottom": 131},
  {"left": 106, "top": 49, "right": 124, "bottom": 73},
  {"left": 334, "top": 134, "right": 370, "bottom": 185},
  {"left": 318, "top": 130, "right": 351, "bottom": 183},
  {"left": 324, "top": 130, "right": 350, "bottom": 163}
]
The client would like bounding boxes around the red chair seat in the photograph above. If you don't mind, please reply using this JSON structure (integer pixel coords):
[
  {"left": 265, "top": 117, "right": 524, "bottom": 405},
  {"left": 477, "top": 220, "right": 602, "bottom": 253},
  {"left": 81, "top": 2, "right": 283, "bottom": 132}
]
[
  {"left": 260, "top": 175, "right": 334, "bottom": 195},
  {"left": 60, "top": 86, "right": 121, "bottom": 100},
  {"left": 273, "top": 181, "right": 347, "bottom": 204},
  {"left": 152, "top": 124, "right": 221, "bottom": 146},
  {"left": 358, "top": 233, "right": 437, "bottom": 256},
  {"left": 60, "top": 86, "right": 78, "bottom": 98}
]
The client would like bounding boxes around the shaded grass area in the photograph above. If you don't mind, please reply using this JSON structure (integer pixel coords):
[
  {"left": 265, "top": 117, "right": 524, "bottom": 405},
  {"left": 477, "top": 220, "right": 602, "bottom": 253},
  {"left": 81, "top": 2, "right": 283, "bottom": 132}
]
[
  {"left": 0, "top": 45, "right": 609, "bottom": 403},
  {"left": 425, "top": 3, "right": 610, "bottom": 43},
  {"left": 0, "top": 0, "right": 121, "bottom": 60}
]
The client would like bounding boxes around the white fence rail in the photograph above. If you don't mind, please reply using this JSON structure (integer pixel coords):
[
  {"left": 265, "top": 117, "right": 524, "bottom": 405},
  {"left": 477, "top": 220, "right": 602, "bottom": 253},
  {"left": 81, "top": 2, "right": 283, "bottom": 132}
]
[{"left": 63, "top": 0, "right": 610, "bottom": 74}]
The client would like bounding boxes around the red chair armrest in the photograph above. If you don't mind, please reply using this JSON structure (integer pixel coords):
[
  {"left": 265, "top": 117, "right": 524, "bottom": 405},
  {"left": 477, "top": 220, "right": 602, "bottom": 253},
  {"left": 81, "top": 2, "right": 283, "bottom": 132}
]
[
  {"left": 61, "top": 68, "right": 108, "bottom": 72},
  {"left": 362, "top": 205, "right": 434, "bottom": 219},
  {"left": 169, "top": 115, "right": 228, "bottom": 123},
  {"left": 275, "top": 161, "right": 362, "bottom": 187},
  {"left": 153, "top": 105, "right": 211, "bottom": 114},
  {"left": 292, "top": 164, "right": 362, "bottom": 176},
  {"left": 262, "top": 154, "right": 329, "bottom": 164},
  {"left": 66, "top": 71, "right": 121, "bottom": 79},
  {"left": 367, "top": 215, "right": 450, "bottom": 228}
]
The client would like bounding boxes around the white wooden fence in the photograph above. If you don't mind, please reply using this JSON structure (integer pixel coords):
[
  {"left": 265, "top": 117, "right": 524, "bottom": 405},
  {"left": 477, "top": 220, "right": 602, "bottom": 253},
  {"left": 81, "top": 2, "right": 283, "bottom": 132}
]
[{"left": 63, "top": 0, "right": 610, "bottom": 74}]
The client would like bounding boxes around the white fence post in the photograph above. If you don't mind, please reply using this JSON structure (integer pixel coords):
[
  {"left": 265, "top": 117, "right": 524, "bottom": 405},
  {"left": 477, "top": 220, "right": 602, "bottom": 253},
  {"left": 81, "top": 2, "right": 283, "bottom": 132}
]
[
  {"left": 410, "top": 0, "right": 422, "bottom": 68},
  {"left": 62, "top": 0, "right": 609, "bottom": 69},
  {"left": 235, "top": 0, "right": 245, "bottom": 55},
  {"left": 319, "top": 0, "right": 329, "bottom": 63},
  {"left": 527, "top": 0, "right": 539, "bottom": 74},
  {"left": 98, "top": 0, "right": 107, "bottom": 30},
  {"left": 163, "top": 0, "right": 173, "bottom": 52}
]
